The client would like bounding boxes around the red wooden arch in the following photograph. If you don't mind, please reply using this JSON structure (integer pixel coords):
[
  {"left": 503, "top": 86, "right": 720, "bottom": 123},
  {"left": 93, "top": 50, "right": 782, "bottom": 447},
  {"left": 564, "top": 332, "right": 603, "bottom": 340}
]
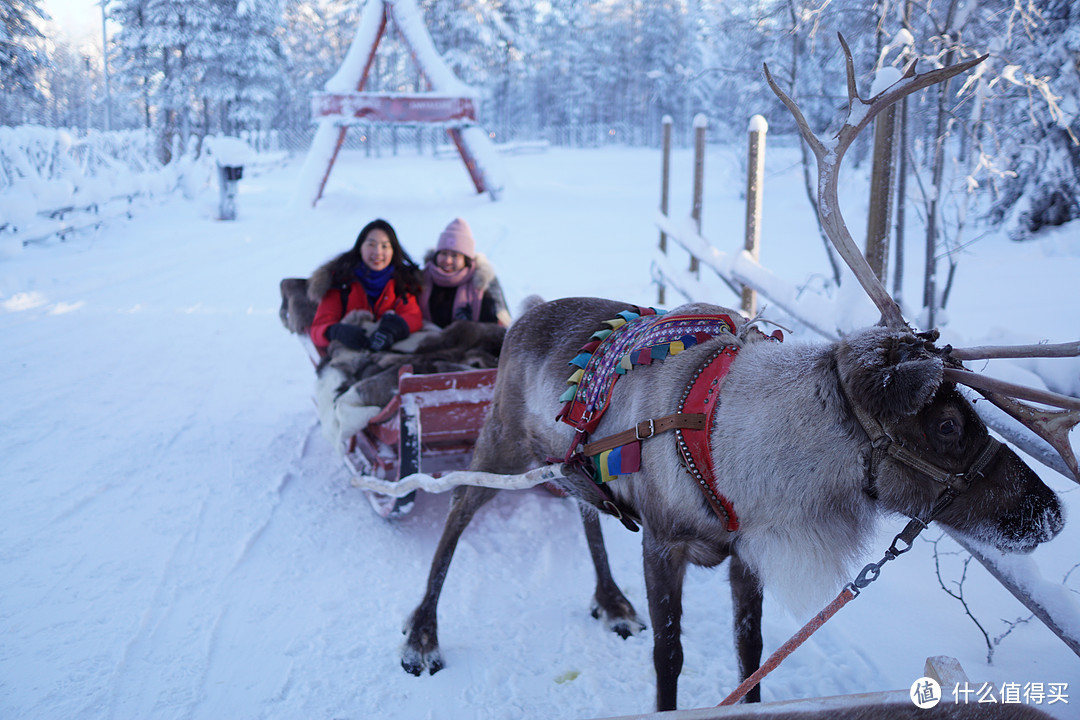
[{"left": 302, "top": 0, "right": 498, "bottom": 206}]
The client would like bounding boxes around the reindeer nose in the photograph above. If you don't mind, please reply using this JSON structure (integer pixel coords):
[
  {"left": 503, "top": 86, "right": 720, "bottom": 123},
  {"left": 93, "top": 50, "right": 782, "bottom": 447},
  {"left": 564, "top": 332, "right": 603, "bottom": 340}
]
[
  {"left": 1040, "top": 499, "right": 1065, "bottom": 540},
  {"left": 997, "top": 489, "right": 1064, "bottom": 553}
]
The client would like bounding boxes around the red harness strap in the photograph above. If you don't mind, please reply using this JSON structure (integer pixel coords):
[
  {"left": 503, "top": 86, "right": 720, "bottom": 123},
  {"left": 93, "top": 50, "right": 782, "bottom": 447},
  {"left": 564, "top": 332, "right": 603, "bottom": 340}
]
[{"left": 676, "top": 346, "right": 741, "bottom": 532}]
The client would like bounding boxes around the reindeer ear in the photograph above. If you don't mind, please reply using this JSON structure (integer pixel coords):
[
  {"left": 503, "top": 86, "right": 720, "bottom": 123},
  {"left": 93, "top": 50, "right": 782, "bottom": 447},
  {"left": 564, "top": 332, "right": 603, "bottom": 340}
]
[{"left": 836, "top": 328, "right": 944, "bottom": 420}]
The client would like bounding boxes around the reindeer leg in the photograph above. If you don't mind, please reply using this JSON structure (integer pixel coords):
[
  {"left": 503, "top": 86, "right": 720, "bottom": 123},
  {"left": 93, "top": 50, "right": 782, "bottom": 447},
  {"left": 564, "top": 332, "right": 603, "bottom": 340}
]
[
  {"left": 729, "top": 552, "right": 763, "bottom": 703},
  {"left": 642, "top": 527, "right": 688, "bottom": 711},
  {"left": 401, "top": 484, "right": 499, "bottom": 675},
  {"left": 581, "top": 506, "right": 645, "bottom": 638}
]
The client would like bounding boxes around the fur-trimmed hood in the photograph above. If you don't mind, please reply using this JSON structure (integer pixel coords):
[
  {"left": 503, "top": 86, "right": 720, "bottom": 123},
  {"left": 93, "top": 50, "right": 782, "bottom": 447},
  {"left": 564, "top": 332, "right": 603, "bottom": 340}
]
[
  {"left": 307, "top": 251, "right": 356, "bottom": 304},
  {"left": 422, "top": 251, "right": 499, "bottom": 293},
  {"left": 308, "top": 249, "right": 499, "bottom": 303}
]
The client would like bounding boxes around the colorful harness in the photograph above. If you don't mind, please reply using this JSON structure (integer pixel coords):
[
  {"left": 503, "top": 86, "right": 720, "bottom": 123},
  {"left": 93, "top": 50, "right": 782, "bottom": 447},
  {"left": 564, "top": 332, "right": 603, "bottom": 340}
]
[{"left": 555, "top": 306, "right": 767, "bottom": 532}]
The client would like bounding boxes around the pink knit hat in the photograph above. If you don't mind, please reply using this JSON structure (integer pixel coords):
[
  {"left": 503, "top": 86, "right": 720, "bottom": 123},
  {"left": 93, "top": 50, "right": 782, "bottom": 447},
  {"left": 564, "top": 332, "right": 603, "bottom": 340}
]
[{"left": 436, "top": 217, "right": 476, "bottom": 259}]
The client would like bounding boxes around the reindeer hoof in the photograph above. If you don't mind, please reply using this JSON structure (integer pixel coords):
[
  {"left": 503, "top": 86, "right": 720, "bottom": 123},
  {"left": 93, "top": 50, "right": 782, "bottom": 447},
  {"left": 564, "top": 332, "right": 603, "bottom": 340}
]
[
  {"left": 401, "top": 645, "right": 444, "bottom": 676},
  {"left": 591, "top": 599, "right": 646, "bottom": 639},
  {"left": 609, "top": 617, "right": 646, "bottom": 639}
]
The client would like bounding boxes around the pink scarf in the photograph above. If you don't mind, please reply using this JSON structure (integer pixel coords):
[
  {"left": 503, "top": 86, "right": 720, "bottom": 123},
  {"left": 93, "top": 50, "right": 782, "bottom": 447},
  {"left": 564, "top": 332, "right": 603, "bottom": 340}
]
[{"left": 421, "top": 264, "right": 483, "bottom": 322}]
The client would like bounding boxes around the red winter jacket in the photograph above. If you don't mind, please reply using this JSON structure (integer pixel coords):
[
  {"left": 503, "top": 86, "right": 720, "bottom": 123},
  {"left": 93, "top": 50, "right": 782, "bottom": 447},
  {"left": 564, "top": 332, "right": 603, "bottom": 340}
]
[{"left": 310, "top": 279, "right": 423, "bottom": 353}]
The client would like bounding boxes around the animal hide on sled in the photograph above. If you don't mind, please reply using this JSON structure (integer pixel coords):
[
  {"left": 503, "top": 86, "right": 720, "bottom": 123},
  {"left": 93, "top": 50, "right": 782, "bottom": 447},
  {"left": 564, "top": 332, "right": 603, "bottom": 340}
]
[{"left": 279, "top": 277, "right": 505, "bottom": 450}]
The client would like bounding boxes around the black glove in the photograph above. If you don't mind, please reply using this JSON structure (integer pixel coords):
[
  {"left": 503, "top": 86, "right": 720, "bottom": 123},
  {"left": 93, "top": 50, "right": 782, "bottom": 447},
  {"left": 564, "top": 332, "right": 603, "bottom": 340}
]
[
  {"left": 326, "top": 322, "right": 370, "bottom": 350},
  {"left": 369, "top": 313, "right": 411, "bottom": 352}
]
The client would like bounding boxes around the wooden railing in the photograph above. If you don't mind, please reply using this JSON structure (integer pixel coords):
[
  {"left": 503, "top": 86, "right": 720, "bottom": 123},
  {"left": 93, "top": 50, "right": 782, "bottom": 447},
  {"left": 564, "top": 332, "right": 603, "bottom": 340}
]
[
  {"left": 652, "top": 114, "right": 840, "bottom": 340},
  {"left": 0, "top": 191, "right": 145, "bottom": 248},
  {"left": 593, "top": 655, "right": 975, "bottom": 719}
]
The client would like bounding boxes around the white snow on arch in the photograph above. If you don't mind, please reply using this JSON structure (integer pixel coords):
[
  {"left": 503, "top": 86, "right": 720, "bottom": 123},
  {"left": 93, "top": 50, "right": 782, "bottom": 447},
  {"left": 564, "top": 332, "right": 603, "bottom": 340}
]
[{"left": 294, "top": 0, "right": 500, "bottom": 209}]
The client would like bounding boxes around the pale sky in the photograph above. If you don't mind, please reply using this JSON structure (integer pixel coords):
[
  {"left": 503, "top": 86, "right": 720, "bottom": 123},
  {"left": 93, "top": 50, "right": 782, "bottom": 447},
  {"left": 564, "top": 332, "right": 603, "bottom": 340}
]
[{"left": 42, "top": 0, "right": 104, "bottom": 41}]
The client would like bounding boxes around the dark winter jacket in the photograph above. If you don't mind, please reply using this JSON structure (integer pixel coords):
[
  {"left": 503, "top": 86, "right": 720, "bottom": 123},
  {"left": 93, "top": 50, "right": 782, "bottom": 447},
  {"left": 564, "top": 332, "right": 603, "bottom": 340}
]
[{"left": 420, "top": 251, "right": 512, "bottom": 329}]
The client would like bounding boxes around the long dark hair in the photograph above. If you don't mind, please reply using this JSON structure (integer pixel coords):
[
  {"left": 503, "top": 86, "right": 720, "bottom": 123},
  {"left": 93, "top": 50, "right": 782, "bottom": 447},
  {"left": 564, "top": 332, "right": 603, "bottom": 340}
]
[{"left": 343, "top": 219, "right": 422, "bottom": 297}]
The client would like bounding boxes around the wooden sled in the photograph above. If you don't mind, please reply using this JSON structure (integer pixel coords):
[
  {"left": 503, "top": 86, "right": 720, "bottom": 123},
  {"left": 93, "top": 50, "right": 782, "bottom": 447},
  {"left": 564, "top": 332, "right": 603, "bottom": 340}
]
[{"left": 281, "top": 276, "right": 503, "bottom": 519}]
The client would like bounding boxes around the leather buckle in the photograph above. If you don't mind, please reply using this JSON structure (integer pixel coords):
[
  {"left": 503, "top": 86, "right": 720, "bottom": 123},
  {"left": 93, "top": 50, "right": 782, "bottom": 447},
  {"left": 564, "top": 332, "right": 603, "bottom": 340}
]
[{"left": 636, "top": 419, "right": 655, "bottom": 440}]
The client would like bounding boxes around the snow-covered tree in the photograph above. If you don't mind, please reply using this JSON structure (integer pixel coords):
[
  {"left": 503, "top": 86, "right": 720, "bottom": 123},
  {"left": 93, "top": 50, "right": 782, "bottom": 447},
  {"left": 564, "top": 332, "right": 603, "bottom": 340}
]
[
  {"left": 111, "top": 0, "right": 159, "bottom": 130},
  {"left": 980, "top": 0, "right": 1080, "bottom": 240},
  {"left": 277, "top": 0, "right": 356, "bottom": 134},
  {"left": 1, "top": 0, "right": 50, "bottom": 124},
  {"left": 200, "top": 0, "right": 283, "bottom": 135}
]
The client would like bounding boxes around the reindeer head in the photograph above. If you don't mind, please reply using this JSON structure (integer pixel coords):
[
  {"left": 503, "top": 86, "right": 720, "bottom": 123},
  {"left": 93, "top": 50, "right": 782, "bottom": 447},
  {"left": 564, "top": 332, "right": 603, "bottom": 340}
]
[
  {"left": 836, "top": 327, "right": 1063, "bottom": 553},
  {"left": 768, "top": 35, "right": 1077, "bottom": 553}
]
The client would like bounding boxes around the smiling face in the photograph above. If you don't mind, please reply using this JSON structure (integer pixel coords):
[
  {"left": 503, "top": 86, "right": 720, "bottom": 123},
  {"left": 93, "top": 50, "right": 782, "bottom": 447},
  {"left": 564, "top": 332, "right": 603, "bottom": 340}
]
[
  {"left": 360, "top": 228, "right": 394, "bottom": 272},
  {"left": 435, "top": 249, "right": 468, "bottom": 274}
]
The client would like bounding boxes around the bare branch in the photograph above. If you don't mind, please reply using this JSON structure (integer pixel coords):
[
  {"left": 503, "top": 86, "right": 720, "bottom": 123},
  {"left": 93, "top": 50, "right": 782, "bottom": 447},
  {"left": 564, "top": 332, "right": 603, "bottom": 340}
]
[
  {"left": 839, "top": 34, "right": 859, "bottom": 108},
  {"left": 948, "top": 529, "right": 1080, "bottom": 657},
  {"left": 950, "top": 341, "right": 1080, "bottom": 361},
  {"left": 931, "top": 535, "right": 995, "bottom": 663}
]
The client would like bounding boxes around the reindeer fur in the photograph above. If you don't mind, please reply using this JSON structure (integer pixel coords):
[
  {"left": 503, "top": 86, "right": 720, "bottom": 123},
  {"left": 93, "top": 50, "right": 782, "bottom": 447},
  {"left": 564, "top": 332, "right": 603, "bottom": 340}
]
[{"left": 402, "top": 297, "right": 1063, "bottom": 711}]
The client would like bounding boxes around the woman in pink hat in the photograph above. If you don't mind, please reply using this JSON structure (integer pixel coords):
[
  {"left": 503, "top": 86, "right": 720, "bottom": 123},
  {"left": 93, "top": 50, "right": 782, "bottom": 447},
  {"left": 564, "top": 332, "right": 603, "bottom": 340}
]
[{"left": 420, "top": 217, "right": 511, "bottom": 328}]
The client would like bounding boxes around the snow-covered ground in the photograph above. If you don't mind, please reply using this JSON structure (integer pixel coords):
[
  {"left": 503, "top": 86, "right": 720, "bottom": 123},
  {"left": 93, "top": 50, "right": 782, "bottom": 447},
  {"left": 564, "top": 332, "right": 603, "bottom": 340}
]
[{"left": 2, "top": 142, "right": 1078, "bottom": 719}]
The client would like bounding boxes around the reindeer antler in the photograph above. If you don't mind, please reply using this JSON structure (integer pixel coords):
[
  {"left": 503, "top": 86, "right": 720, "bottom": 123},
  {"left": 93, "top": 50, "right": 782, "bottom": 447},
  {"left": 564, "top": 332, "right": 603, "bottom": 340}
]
[
  {"left": 950, "top": 341, "right": 1080, "bottom": 361},
  {"left": 942, "top": 368, "right": 1080, "bottom": 482},
  {"left": 764, "top": 33, "right": 987, "bottom": 330},
  {"left": 766, "top": 34, "right": 1080, "bottom": 483},
  {"left": 975, "top": 388, "right": 1080, "bottom": 482}
]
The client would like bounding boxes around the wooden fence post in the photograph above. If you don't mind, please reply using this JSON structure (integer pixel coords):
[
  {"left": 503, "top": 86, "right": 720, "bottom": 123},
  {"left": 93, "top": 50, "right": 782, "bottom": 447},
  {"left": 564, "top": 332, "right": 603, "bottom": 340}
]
[
  {"left": 658, "top": 116, "right": 673, "bottom": 305},
  {"left": 865, "top": 104, "right": 897, "bottom": 282},
  {"left": 690, "top": 114, "right": 707, "bottom": 278},
  {"left": 743, "top": 115, "right": 767, "bottom": 316}
]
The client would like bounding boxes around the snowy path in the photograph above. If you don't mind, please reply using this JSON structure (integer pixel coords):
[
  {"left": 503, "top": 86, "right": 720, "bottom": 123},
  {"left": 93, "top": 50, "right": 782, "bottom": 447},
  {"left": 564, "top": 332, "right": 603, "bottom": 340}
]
[{"left": 2, "top": 147, "right": 1077, "bottom": 719}]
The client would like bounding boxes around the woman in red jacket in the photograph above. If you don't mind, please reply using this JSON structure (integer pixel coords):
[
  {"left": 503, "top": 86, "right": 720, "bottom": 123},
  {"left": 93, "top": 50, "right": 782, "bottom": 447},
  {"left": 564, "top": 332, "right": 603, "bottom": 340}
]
[{"left": 308, "top": 219, "right": 423, "bottom": 355}]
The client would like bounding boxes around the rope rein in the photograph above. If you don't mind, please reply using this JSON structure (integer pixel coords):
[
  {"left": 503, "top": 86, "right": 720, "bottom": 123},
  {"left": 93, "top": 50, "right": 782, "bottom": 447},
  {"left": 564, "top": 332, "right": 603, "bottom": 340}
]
[{"left": 718, "top": 514, "right": 930, "bottom": 706}]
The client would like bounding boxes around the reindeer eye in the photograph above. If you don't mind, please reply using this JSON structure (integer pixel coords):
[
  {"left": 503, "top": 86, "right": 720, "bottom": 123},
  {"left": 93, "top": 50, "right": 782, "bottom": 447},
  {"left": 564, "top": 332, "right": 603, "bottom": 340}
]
[{"left": 938, "top": 419, "right": 959, "bottom": 436}]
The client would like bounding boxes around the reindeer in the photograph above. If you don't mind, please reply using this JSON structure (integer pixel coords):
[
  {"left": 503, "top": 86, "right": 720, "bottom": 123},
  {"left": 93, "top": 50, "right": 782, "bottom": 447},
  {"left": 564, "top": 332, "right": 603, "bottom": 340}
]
[{"left": 399, "top": 37, "right": 1077, "bottom": 712}]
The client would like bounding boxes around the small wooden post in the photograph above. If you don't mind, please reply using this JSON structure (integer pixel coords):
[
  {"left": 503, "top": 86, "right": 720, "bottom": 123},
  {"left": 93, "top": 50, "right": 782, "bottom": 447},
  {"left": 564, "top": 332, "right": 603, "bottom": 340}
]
[
  {"left": 690, "top": 114, "right": 707, "bottom": 278},
  {"left": 658, "top": 116, "right": 673, "bottom": 304},
  {"left": 743, "top": 115, "right": 767, "bottom": 316}
]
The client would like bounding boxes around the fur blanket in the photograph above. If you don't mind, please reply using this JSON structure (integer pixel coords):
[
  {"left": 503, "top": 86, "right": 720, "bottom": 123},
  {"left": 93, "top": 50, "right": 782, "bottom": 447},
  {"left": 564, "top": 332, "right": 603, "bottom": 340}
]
[{"left": 279, "top": 277, "right": 505, "bottom": 451}]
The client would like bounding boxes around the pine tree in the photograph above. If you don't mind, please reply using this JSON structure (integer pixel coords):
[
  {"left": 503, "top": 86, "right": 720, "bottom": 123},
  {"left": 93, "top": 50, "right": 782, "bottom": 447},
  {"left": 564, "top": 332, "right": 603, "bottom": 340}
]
[
  {"left": 278, "top": 0, "right": 356, "bottom": 134},
  {"left": 112, "top": 0, "right": 158, "bottom": 130},
  {"left": 1, "top": 0, "right": 50, "bottom": 124},
  {"left": 231, "top": 0, "right": 284, "bottom": 134},
  {"left": 983, "top": 0, "right": 1080, "bottom": 239},
  {"left": 201, "top": 0, "right": 283, "bottom": 136}
]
